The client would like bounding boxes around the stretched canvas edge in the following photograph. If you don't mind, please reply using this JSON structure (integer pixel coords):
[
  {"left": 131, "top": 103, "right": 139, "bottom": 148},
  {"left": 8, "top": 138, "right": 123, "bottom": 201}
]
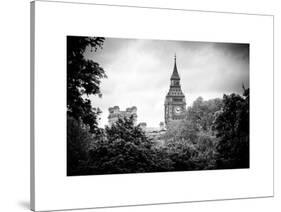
[{"left": 30, "top": 1, "right": 36, "bottom": 211}]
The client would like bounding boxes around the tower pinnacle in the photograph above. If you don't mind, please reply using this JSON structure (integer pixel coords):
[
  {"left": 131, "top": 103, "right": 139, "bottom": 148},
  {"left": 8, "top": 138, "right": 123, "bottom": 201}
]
[{"left": 171, "top": 54, "right": 180, "bottom": 80}]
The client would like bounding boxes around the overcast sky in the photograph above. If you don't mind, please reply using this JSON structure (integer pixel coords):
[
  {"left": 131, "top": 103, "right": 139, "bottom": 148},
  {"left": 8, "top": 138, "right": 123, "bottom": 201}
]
[{"left": 84, "top": 37, "right": 249, "bottom": 128}]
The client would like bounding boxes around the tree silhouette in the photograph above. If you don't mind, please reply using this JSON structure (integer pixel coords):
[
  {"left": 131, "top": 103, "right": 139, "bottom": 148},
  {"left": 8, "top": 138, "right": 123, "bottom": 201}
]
[
  {"left": 86, "top": 116, "right": 173, "bottom": 174},
  {"left": 214, "top": 88, "right": 249, "bottom": 169},
  {"left": 67, "top": 36, "right": 106, "bottom": 133}
]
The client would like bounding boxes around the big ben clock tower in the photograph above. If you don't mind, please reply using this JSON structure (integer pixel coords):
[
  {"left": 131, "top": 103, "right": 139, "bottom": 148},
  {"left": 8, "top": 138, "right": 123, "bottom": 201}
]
[{"left": 164, "top": 55, "right": 186, "bottom": 126}]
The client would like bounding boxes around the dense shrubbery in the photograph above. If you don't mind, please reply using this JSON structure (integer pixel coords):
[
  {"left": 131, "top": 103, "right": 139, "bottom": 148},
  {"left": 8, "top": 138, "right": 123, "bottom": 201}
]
[
  {"left": 67, "top": 116, "right": 93, "bottom": 176},
  {"left": 213, "top": 88, "right": 249, "bottom": 169},
  {"left": 87, "top": 117, "right": 173, "bottom": 174},
  {"left": 161, "top": 97, "right": 223, "bottom": 171},
  {"left": 67, "top": 90, "right": 249, "bottom": 175},
  {"left": 68, "top": 117, "right": 174, "bottom": 175}
]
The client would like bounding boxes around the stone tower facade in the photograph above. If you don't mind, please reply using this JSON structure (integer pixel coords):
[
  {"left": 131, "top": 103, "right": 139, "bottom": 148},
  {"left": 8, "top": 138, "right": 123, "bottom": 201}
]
[
  {"left": 164, "top": 55, "right": 186, "bottom": 126},
  {"left": 108, "top": 106, "right": 137, "bottom": 127}
]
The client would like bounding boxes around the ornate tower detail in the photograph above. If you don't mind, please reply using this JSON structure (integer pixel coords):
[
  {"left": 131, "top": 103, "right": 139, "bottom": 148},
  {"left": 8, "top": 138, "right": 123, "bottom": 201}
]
[
  {"left": 108, "top": 106, "right": 137, "bottom": 127},
  {"left": 164, "top": 55, "right": 186, "bottom": 126}
]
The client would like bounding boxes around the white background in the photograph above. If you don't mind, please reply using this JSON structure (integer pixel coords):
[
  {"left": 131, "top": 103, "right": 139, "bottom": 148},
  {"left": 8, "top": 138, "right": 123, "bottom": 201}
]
[{"left": 0, "top": 0, "right": 279, "bottom": 212}]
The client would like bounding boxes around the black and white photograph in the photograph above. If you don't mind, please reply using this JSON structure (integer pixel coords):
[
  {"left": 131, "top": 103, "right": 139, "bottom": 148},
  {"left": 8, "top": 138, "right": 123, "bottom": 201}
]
[{"left": 67, "top": 36, "right": 249, "bottom": 176}]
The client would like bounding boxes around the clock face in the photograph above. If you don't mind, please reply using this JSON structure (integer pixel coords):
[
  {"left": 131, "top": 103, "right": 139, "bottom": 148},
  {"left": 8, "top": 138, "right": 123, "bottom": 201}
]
[{"left": 174, "top": 106, "right": 182, "bottom": 114}]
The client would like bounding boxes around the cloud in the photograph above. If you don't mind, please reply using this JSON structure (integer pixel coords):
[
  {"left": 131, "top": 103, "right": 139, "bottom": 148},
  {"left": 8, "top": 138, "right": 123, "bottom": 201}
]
[{"left": 85, "top": 37, "right": 249, "bottom": 128}]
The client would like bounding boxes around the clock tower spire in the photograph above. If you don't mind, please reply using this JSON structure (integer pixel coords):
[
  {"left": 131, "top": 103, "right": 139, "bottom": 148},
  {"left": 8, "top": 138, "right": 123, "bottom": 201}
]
[{"left": 164, "top": 55, "right": 186, "bottom": 126}]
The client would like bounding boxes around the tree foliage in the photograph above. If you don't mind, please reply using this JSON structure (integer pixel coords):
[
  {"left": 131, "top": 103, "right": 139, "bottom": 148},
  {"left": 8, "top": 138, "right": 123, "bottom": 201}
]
[
  {"left": 67, "top": 36, "right": 106, "bottom": 133},
  {"left": 213, "top": 88, "right": 249, "bottom": 168},
  {"left": 67, "top": 116, "right": 93, "bottom": 176},
  {"left": 85, "top": 117, "right": 173, "bottom": 175},
  {"left": 187, "top": 97, "right": 223, "bottom": 132},
  {"left": 164, "top": 97, "right": 223, "bottom": 144},
  {"left": 162, "top": 97, "right": 223, "bottom": 171},
  {"left": 164, "top": 119, "right": 199, "bottom": 144}
]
